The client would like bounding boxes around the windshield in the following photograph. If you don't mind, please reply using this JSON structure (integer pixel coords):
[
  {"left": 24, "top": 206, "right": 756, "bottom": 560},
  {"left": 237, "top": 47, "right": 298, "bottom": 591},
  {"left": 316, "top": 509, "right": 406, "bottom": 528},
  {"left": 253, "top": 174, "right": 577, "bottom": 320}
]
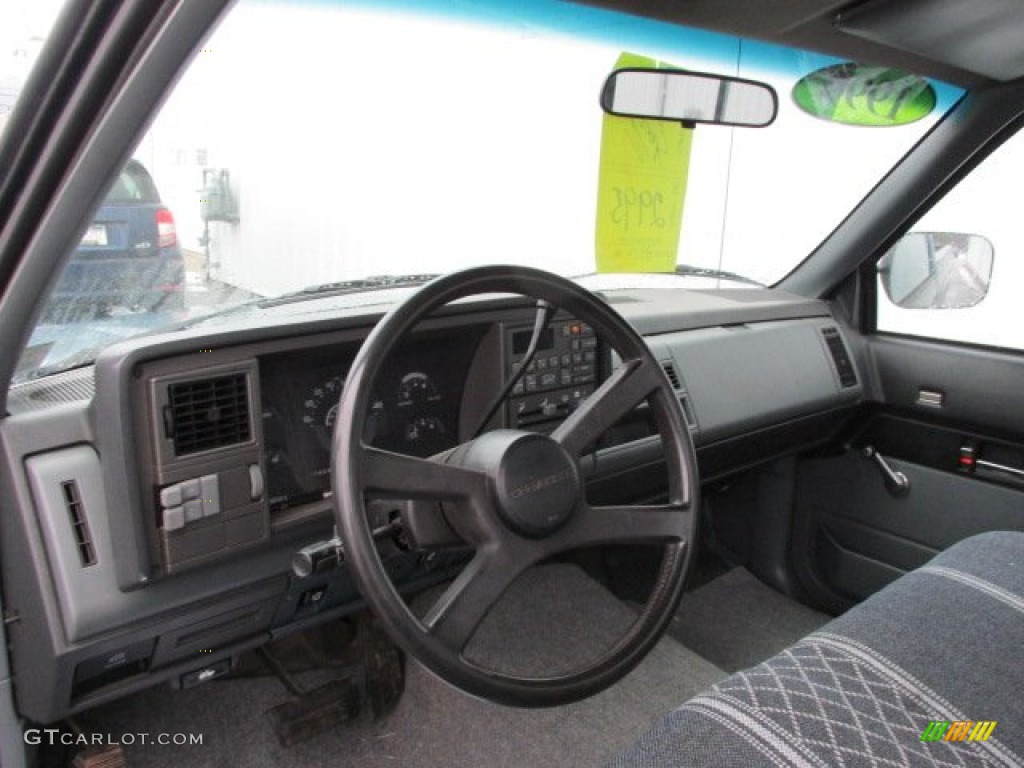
[{"left": 7, "top": 0, "right": 963, "bottom": 383}]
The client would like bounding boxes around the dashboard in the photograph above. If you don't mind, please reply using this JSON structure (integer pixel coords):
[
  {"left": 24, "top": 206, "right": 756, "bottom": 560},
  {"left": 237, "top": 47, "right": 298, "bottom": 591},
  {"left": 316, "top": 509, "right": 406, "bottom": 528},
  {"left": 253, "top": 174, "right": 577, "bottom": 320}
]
[
  {"left": 258, "top": 318, "right": 600, "bottom": 516},
  {"left": 1, "top": 286, "right": 861, "bottom": 724}
]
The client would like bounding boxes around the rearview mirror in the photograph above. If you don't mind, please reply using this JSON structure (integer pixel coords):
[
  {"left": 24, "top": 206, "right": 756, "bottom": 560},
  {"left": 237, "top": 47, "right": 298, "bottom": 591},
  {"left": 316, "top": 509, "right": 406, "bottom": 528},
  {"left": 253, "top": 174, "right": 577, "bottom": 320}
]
[
  {"left": 878, "top": 232, "right": 994, "bottom": 309},
  {"left": 600, "top": 68, "right": 778, "bottom": 127}
]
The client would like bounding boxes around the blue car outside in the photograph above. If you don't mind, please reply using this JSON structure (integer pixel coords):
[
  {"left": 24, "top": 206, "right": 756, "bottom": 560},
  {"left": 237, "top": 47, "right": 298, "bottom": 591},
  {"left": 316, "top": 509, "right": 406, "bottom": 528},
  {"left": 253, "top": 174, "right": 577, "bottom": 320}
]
[{"left": 41, "top": 159, "right": 184, "bottom": 323}]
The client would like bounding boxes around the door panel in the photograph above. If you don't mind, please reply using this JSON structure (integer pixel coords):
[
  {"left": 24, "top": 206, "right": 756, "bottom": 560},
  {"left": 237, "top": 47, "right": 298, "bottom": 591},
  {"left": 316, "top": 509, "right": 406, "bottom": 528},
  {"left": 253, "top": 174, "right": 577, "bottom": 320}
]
[
  {"left": 796, "top": 450, "right": 1024, "bottom": 601},
  {"left": 870, "top": 336, "right": 1024, "bottom": 436},
  {"left": 793, "top": 334, "right": 1024, "bottom": 604}
]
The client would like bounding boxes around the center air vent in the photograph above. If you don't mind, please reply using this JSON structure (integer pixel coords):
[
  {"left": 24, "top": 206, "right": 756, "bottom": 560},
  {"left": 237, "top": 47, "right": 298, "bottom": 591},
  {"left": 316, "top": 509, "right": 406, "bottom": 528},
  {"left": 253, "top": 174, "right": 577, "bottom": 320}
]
[{"left": 165, "top": 373, "right": 252, "bottom": 456}]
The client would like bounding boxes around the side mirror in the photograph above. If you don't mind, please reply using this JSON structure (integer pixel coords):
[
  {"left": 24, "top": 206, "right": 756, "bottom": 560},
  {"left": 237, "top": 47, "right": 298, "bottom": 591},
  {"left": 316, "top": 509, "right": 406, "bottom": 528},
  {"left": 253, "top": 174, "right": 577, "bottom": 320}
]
[
  {"left": 878, "top": 232, "right": 994, "bottom": 309},
  {"left": 600, "top": 68, "right": 778, "bottom": 128}
]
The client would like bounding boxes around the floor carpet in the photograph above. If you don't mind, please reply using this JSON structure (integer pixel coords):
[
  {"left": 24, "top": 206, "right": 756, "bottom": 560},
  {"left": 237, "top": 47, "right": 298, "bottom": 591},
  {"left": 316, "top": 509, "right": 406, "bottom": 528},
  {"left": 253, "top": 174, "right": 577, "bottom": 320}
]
[
  {"left": 667, "top": 566, "right": 831, "bottom": 673},
  {"left": 78, "top": 564, "right": 726, "bottom": 767}
]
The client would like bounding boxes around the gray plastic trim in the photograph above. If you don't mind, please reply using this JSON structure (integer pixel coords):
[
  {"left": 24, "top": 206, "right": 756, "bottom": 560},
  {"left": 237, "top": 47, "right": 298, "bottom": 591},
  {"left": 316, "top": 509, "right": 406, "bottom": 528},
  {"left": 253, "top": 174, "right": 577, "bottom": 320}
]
[
  {"left": 0, "top": 583, "right": 25, "bottom": 768},
  {"left": 25, "top": 446, "right": 113, "bottom": 640},
  {"left": 0, "top": 402, "right": 299, "bottom": 643},
  {"left": 838, "top": 0, "right": 1024, "bottom": 81},
  {"left": 7, "top": 368, "right": 95, "bottom": 413},
  {"left": 868, "top": 335, "right": 1024, "bottom": 435},
  {"left": 611, "top": 287, "right": 829, "bottom": 336},
  {"left": 0, "top": 681, "right": 24, "bottom": 768},
  {"left": 657, "top": 318, "right": 862, "bottom": 444}
]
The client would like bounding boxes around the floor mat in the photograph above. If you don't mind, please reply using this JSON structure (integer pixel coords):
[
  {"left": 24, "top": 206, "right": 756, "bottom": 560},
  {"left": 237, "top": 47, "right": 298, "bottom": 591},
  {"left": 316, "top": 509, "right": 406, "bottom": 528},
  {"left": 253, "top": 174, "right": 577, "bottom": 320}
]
[
  {"left": 77, "top": 564, "right": 725, "bottom": 768},
  {"left": 667, "top": 567, "right": 831, "bottom": 673}
]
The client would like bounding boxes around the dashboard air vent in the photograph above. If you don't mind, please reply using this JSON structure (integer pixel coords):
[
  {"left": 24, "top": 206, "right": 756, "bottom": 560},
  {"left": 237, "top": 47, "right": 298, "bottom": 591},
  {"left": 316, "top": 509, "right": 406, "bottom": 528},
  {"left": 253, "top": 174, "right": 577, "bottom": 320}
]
[
  {"left": 822, "top": 327, "right": 858, "bottom": 388},
  {"left": 61, "top": 480, "right": 96, "bottom": 567},
  {"left": 661, "top": 361, "right": 682, "bottom": 390},
  {"left": 165, "top": 373, "right": 251, "bottom": 456}
]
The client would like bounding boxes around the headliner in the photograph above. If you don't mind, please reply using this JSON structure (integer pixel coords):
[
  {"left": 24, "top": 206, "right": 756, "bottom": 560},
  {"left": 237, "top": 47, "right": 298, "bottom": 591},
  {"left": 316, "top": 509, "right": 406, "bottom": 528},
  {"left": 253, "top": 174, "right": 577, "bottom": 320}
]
[{"left": 578, "top": 0, "right": 1024, "bottom": 88}]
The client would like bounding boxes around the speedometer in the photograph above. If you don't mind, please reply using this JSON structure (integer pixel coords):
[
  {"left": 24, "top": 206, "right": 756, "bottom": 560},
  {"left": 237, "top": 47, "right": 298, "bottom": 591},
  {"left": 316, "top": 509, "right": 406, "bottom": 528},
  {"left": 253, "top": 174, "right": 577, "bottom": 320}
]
[
  {"left": 302, "top": 374, "right": 389, "bottom": 447},
  {"left": 301, "top": 375, "right": 346, "bottom": 431},
  {"left": 397, "top": 371, "right": 439, "bottom": 407}
]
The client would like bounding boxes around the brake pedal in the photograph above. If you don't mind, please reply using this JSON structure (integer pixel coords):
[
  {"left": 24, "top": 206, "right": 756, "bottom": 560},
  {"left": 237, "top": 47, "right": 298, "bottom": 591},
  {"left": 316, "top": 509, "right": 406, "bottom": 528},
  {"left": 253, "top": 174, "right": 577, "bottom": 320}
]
[
  {"left": 260, "top": 645, "right": 363, "bottom": 746},
  {"left": 66, "top": 719, "right": 127, "bottom": 768},
  {"left": 258, "top": 617, "right": 404, "bottom": 746},
  {"left": 71, "top": 743, "right": 126, "bottom": 768},
  {"left": 361, "top": 619, "right": 404, "bottom": 719},
  {"left": 266, "top": 678, "right": 361, "bottom": 747}
]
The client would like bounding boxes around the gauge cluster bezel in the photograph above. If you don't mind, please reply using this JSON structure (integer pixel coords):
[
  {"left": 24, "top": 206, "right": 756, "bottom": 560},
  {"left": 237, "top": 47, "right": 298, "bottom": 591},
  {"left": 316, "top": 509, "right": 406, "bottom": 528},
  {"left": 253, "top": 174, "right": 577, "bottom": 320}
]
[{"left": 258, "top": 326, "right": 488, "bottom": 519}]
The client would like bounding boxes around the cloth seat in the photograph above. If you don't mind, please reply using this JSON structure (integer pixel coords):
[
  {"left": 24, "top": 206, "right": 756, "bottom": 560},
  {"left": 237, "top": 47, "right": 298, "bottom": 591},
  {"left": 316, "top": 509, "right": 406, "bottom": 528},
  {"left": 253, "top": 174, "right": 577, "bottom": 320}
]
[{"left": 611, "top": 531, "right": 1024, "bottom": 767}]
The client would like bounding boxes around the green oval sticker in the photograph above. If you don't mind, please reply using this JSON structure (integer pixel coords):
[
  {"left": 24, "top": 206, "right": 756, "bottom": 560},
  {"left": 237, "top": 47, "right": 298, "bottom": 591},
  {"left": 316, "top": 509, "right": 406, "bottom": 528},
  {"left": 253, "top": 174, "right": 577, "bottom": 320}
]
[{"left": 792, "top": 63, "right": 936, "bottom": 127}]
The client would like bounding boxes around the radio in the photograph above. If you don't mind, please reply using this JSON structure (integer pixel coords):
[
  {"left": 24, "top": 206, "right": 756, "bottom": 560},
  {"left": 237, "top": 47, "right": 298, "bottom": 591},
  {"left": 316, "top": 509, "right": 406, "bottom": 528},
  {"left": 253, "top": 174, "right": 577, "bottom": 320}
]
[{"left": 505, "top": 318, "right": 601, "bottom": 431}]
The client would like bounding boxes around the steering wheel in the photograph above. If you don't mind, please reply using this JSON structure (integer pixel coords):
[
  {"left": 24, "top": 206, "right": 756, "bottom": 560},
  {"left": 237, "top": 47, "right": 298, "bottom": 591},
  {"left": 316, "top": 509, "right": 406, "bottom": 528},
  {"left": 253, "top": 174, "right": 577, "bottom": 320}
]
[{"left": 331, "top": 266, "right": 698, "bottom": 707}]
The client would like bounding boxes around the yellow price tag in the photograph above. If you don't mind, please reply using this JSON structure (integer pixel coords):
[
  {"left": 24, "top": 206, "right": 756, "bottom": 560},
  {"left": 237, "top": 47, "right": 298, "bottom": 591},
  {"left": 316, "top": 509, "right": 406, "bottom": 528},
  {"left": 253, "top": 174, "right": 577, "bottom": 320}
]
[{"left": 595, "top": 52, "right": 693, "bottom": 273}]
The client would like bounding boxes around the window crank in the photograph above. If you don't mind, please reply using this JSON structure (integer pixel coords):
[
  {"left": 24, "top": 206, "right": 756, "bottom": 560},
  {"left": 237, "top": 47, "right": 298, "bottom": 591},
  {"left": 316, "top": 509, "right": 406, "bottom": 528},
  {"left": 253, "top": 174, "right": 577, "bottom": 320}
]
[{"left": 862, "top": 445, "right": 911, "bottom": 497}]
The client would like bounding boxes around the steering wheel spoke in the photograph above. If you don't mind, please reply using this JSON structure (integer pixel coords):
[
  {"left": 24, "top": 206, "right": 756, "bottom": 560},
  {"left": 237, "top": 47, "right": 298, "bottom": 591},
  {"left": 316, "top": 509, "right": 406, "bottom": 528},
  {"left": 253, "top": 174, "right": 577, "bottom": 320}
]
[
  {"left": 422, "top": 545, "right": 532, "bottom": 652},
  {"left": 360, "top": 444, "right": 488, "bottom": 502},
  {"left": 552, "top": 357, "right": 662, "bottom": 457},
  {"left": 553, "top": 500, "right": 692, "bottom": 552}
]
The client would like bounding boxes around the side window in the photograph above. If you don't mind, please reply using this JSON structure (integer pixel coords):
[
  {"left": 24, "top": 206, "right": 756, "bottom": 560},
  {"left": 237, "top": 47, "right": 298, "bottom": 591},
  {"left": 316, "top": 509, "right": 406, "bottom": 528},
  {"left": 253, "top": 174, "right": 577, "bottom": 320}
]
[{"left": 876, "top": 125, "right": 1024, "bottom": 350}]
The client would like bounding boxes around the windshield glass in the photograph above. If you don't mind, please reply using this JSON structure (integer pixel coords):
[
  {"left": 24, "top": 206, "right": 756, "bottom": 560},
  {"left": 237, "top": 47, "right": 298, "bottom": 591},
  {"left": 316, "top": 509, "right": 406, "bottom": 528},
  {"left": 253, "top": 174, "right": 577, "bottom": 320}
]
[{"left": 9, "top": 0, "right": 963, "bottom": 383}]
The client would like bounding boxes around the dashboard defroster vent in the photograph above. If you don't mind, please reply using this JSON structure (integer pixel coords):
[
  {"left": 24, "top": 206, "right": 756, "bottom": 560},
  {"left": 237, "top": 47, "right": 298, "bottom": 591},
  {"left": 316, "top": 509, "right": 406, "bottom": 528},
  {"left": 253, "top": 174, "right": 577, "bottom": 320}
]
[
  {"left": 822, "top": 327, "right": 858, "bottom": 388},
  {"left": 61, "top": 480, "right": 96, "bottom": 567},
  {"left": 165, "top": 373, "right": 252, "bottom": 456}
]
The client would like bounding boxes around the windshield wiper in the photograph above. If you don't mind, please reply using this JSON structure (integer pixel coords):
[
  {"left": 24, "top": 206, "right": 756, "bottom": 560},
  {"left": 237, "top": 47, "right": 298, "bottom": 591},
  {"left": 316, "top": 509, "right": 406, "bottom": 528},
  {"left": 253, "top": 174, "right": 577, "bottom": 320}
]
[
  {"left": 167, "top": 273, "right": 440, "bottom": 331},
  {"left": 14, "top": 348, "right": 100, "bottom": 383},
  {"left": 574, "top": 267, "right": 763, "bottom": 287},
  {"left": 675, "top": 264, "right": 763, "bottom": 286},
  {"left": 256, "top": 274, "right": 439, "bottom": 308}
]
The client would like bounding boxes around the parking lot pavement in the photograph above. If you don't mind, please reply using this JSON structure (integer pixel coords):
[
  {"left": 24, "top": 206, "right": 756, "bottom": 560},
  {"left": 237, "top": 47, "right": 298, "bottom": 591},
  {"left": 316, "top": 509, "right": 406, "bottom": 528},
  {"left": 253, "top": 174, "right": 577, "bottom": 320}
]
[
  {"left": 183, "top": 249, "right": 261, "bottom": 310},
  {"left": 19, "top": 259, "right": 260, "bottom": 379},
  {"left": 185, "top": 269, "right": 259, "bottom": 310},
  {"left": 185, "top": 270, "right": 260, "bottom": 312}
]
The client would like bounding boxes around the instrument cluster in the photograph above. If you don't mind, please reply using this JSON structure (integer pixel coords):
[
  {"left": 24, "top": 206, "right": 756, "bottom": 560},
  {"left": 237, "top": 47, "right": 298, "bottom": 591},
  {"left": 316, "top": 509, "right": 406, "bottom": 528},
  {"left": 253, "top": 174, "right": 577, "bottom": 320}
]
[{"left": 259, "top": 329, "right": 483, "bottom": 514}]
